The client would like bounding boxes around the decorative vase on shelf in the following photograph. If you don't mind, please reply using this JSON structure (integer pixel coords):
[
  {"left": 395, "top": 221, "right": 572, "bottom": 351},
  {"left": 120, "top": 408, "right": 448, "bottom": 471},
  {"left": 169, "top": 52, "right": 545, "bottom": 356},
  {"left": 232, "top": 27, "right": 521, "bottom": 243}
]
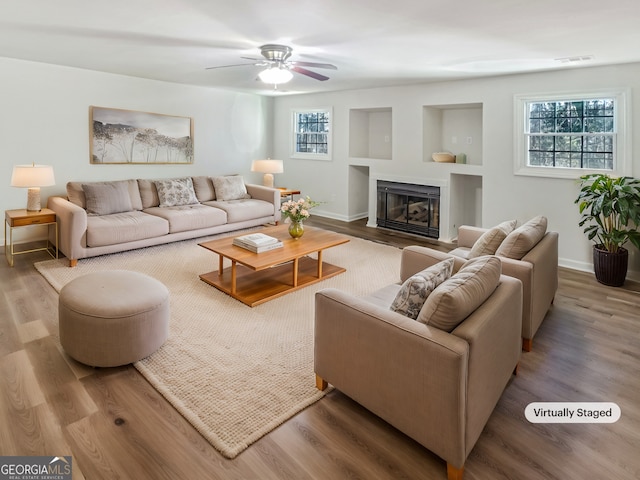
[{"left": 288, "top": 220, "right": 304, "bottom": 239}]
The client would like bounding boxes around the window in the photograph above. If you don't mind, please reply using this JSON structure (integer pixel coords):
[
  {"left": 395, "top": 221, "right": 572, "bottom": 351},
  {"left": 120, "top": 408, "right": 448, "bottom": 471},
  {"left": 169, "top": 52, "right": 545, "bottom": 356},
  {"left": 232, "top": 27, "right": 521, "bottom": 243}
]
[
  {"left": 291, "top": 108, "right": 332, "bottom": 160},
  {"left": 514, "top": 91, "right": 630, "bottom": 178}
]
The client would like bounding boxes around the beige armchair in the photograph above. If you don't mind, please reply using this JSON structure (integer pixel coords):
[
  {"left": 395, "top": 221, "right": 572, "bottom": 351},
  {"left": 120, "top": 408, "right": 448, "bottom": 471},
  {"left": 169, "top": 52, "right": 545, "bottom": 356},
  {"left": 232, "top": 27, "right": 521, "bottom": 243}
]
[
  {"left": 315, "top": 246, "right": 522, "bottom": 480},
  {"left": 450, "top": 225, "right": 558, "bottom": 351}
]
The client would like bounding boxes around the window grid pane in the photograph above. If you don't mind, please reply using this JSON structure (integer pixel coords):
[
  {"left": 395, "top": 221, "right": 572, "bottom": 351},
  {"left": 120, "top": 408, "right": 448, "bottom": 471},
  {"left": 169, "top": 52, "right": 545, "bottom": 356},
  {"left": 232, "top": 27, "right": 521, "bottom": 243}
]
[
  {"left": 295, "top": 111, "right": 330, "bottom": 155},
  {"left": 526, "top": 99, "right": 615, "bottom": 170}
]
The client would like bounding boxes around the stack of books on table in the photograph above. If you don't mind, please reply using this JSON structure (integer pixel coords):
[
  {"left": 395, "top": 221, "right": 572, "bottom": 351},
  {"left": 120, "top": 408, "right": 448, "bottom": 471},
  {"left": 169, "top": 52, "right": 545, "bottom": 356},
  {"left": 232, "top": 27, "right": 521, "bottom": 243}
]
[{"left": 233, "top": 233, "right": 283, "bottom": 253}]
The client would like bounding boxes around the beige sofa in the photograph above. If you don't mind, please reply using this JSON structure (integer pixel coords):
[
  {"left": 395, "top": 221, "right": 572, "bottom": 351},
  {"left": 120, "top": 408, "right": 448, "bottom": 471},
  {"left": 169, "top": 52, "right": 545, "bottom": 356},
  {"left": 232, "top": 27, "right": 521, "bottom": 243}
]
[
  {"left": 48, "top": 175, "right": 281, "bottom": 266},
  {"left": 448, "top": 218, "right": 558, "bottom": 351},
  {"left": 315, "top": 246, "right": 522, "bottom": 480}
]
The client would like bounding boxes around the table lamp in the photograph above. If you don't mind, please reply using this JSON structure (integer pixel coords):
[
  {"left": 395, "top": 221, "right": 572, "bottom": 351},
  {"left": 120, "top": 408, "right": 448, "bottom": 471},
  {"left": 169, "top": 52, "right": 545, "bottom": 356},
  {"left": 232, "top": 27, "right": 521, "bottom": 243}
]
[
  {"left": 11, "top": 164, "right": 56, "bottom": 211},
  {"left": 251, "top": 159, "right": 283, "bottom": 188}
]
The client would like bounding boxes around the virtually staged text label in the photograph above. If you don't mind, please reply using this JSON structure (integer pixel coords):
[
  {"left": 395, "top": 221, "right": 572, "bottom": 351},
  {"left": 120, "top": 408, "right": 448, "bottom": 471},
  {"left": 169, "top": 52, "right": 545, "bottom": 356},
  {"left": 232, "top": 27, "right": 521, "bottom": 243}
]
[{"left": 525, "top": 402, "right": 620, "bottom": 423}]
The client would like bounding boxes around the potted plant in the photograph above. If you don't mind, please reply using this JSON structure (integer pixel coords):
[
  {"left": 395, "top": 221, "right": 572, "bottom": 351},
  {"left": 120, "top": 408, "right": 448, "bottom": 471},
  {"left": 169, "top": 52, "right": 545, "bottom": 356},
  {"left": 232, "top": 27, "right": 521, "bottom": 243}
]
[{"left": 575, "top": 173, "right": 640, "bottom": 286}]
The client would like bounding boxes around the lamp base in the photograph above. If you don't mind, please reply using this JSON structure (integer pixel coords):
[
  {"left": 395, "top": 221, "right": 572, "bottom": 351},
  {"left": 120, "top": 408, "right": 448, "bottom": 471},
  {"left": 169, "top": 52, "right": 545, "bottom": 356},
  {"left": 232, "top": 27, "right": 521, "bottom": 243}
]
[
  {"left": 262, "top": 173, "right": 275, "bottom": 188},
  {"left": 26, "top": 187, "right": 42, "bottom": 211}
]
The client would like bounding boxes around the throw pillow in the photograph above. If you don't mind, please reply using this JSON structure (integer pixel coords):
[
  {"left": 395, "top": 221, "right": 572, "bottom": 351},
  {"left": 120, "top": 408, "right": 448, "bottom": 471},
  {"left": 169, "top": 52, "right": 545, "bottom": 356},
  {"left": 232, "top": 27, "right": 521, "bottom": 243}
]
[
  {"left": 154, "top": 178, "right": 199, "bottom": 207},
  {"left": 67, "top": 179, "right": 142, "bottom": 211},
  {"left": 212, "top": 175, "right": 250, "bottom": 201},
  {"left": 82, "top": 182, "right": 133, "bottom": 216},
  {"left": 495, "top": 215, "right": 547, "bottom": 260},
  {"left": 390, "top": 258, "right": 454, "bottom": 319},
  {"left": 192, "top": 176, "right": 216, "bottom": 202},
  {"left": 468, "top": 219, "right": 517, "bottom": 258},
  {"left": 417, "top": 255, "right": 501, "bottom": 332}
]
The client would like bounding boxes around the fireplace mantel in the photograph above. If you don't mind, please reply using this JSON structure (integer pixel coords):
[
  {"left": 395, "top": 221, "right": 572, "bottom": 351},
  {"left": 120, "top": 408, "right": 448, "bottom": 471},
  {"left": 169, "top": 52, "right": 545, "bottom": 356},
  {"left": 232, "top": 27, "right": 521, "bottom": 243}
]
[
  {"left": 365, "top": 170, "right": 482, "bottom": 243},
  {"left": 367, "top": 174, "right": 452, "bottom": 241}
]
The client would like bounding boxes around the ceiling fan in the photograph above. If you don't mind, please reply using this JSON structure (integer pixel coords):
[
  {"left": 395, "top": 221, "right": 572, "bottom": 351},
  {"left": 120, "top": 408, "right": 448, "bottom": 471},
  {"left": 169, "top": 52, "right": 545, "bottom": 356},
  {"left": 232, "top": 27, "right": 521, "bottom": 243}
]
[{"left": 206, "top": 44, "right": 337, "bottom": 84}]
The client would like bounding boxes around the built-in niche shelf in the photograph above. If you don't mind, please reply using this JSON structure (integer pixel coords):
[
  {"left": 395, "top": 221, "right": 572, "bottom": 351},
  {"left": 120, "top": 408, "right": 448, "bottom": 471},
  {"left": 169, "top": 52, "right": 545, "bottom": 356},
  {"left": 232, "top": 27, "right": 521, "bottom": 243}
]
[
  {"left": 349, "top": 107, "right": 392, "bottom": 160},
  {"left": 448, "top": 173, "right": 483, "bottom": 240},
  {"left": 423, "top": 103, "right": 483, "bottom": 166}
]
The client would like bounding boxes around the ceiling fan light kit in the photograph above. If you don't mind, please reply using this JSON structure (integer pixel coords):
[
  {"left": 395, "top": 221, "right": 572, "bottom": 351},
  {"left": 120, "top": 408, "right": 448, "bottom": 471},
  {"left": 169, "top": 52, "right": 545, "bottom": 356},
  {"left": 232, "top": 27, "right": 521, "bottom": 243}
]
[{"left": 258, "top": 66, "right": 293, "bottom": 85}]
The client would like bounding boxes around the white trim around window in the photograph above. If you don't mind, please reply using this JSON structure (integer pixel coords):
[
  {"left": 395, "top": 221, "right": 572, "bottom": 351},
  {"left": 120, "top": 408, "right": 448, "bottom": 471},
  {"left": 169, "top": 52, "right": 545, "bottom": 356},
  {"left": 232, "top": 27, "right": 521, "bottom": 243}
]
[
  {"left": 514, "top": 89, "right": 631, "bottom": 179},
  {"left": 291, "top": 107, "right": 333, "bottom": 161}
]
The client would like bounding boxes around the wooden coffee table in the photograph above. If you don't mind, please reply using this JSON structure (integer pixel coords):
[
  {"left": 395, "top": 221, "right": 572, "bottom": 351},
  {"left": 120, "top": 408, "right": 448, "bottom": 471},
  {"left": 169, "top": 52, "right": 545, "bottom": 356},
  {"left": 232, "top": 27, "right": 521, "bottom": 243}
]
[{"left": 198, "top": 225, "right": 350, "bottom": 307}]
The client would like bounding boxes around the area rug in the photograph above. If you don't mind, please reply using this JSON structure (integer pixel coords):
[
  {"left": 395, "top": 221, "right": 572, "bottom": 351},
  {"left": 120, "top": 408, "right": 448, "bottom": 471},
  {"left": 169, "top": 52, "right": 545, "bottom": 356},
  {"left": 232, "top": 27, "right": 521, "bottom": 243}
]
[{"left": 34, "top": 233, "right": 402, "bottom": 458}]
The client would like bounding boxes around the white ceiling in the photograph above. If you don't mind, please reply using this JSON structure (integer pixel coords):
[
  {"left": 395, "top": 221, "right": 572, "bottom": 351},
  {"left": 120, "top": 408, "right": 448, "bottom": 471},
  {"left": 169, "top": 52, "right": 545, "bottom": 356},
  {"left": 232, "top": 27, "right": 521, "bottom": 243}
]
[{"left": 2, "top": 0, "right": 640, "bottom": 96}]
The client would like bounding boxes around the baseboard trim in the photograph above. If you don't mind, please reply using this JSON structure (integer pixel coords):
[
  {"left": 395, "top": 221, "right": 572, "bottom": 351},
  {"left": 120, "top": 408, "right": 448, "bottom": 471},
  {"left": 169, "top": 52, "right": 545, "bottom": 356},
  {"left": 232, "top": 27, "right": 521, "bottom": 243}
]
[{"left": 313, "top": 210, "right": 368, "bottom": 223}]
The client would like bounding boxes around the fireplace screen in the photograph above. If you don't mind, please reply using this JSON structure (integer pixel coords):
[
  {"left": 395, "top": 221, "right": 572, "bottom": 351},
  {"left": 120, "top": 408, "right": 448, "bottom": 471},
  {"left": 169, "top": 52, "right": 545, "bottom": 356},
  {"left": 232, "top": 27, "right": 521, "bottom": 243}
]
[{"left": 377, "top": 181, "right": 440, "bottom": 238}]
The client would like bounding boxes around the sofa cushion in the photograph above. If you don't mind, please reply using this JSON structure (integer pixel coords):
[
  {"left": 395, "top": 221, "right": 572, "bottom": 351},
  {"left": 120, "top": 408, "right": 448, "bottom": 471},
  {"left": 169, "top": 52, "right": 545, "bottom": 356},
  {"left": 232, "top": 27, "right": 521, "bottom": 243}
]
[
  {"left": 205, "top": 199, "right": 274, "bottom": 223},
  {"left": 363, "top": 284, "right": 403, "bottom": 309},
  {"left": 138, "top": 179, "right": 161, "bottom": 208},
  {"left": 417, "top": 255, "right": 501, "bottom": 331},
  {"left": 496, "top": 215, "right": 547, "bottom": 260},
  {"left": 468, "top": 219, "right": 517, "bottom": 258},
  {"left": 448, "top": 247, "right": 471, "bottom": 260},
  {"left": 143, "top": 204, "right": 227, "bottom": 233},
  {"left": 211, "top": 175, "right": 250, "bottom": 201},
  {"left": 154, "top": 178, "right": 199, "bottom": 207},
  {"left": 192, "top": 176, "right": 216, "bottom": 202},
  {"left": 68, "top": 180, "right": 143, "bottom": 211},
  {"left": 390, "top": 258, "right": 454, "bottom": 319},
  {"left": 82, "top": 182, "right": 133, "bottom": 216},
  {"left": 86, "top": 211, "right": 169, "bottom": 247}
]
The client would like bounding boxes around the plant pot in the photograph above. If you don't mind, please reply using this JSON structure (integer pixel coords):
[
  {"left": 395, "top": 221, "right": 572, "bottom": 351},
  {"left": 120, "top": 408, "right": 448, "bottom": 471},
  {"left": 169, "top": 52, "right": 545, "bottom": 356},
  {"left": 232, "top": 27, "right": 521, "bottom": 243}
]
[{"left": 593, "top": 245, "right": 628, "bottom": 287}]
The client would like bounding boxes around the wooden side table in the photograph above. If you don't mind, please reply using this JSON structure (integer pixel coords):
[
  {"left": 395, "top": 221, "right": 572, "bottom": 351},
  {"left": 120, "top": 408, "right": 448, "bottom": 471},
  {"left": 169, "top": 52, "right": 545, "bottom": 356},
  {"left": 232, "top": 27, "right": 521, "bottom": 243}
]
[
  {"left": 5, "top": 208, "right": 58, "bottom": 267},
  {"left": 278, "top": 188, "right": 301, "bottom": 202}
]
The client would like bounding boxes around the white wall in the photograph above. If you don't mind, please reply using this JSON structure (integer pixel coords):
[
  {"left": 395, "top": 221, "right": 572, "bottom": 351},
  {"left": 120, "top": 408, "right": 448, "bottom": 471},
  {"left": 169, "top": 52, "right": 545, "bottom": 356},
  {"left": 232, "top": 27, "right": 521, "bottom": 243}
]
[
  {"left": 1, "top": 57, "right": 271, "bottom": 245},
  {"left": 271, "top": 63, "right": 640, "bottom": 280}
]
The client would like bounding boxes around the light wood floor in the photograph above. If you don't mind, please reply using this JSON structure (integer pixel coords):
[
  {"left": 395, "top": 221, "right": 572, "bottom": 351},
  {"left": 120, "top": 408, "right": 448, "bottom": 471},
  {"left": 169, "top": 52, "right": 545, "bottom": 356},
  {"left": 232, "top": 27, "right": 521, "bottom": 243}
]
[{"left": 2, "top": 218, "right": 639, "bottom": 479}]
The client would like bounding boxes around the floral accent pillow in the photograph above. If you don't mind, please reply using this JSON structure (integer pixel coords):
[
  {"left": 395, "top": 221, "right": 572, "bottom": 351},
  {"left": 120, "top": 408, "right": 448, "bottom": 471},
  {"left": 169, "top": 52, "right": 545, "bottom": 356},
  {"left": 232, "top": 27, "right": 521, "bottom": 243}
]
[
  {"left": 154, "top": 178, "right": 199, "bottom": 207},
  {"left": 390, "top": 258, "right": 455, "bottom": 319},
  {"left": 211, "top": 175, "right": 250, "bottom": 201}
]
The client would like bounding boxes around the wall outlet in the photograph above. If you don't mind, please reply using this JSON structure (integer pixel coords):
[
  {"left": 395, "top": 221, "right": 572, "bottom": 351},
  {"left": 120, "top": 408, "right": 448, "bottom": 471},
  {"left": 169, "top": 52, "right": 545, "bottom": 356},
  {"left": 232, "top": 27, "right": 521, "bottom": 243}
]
[
  {"left": 384, "top": 135, "right": 390, "bottom": 143},
  {"left": 466, "top": 136, "right": 473, "bottom": 144}
]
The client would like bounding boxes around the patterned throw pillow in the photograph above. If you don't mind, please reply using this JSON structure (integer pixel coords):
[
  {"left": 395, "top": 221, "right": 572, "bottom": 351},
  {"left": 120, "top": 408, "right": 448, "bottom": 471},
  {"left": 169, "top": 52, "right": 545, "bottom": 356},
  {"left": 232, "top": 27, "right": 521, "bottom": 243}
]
[
  {"left": 154, "top": 178, "right": 199, "bottom": 207},
  {"left": 390, "top": 258, "right": 455, "bottom": 319},
  {"left": 211, "top": 175, "right": 250, "bottom": 201}
]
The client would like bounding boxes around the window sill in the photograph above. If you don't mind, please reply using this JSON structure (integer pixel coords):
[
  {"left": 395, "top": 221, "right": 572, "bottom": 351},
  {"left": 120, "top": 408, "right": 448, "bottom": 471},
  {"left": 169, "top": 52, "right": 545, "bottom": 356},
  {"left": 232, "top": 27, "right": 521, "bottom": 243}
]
[{"left": 514, "top": 165, "right": 623, "bottom": 180}]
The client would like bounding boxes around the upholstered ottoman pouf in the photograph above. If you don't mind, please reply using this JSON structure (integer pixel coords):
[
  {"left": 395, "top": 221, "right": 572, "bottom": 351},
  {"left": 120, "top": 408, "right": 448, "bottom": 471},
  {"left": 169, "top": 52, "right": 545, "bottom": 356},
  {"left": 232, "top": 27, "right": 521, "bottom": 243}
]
[{"left": 59, "top": 270, "right": 170, "bottom": 367}]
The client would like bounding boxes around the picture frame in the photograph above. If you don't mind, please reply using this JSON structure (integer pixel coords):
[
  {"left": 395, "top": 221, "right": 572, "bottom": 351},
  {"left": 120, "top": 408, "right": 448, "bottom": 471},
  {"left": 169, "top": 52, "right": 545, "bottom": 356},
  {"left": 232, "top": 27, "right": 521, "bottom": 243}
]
[{"left": 89, "top": 106, "right": 194, "bottom": 164}]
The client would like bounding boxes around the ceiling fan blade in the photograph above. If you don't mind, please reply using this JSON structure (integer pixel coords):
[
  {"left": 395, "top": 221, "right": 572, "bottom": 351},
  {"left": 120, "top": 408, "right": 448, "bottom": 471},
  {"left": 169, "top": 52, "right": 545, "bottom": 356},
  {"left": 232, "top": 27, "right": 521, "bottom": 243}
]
[
  {"left": 205, "top": 62, "right": 260, "bottom": 70},
  {"left": 291, "top": 61, "right": 337, "bottom": 70},
  {"left": 291, "top": 66, "right": 330, "bottom": 81}
]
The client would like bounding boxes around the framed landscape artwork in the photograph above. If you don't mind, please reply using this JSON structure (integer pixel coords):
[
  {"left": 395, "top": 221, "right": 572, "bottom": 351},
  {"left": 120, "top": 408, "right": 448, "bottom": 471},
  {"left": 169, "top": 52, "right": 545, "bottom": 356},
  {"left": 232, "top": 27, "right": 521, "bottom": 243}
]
[{"left": 89, "top": 106, "right": 194, "bottom": 164}]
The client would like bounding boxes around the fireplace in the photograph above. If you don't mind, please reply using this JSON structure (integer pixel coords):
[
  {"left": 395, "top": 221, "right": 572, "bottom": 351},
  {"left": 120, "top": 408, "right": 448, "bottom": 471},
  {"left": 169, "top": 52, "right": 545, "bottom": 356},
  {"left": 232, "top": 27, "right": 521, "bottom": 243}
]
[{"left": 376, "top": 181, "right": 440, "bottom": 238}]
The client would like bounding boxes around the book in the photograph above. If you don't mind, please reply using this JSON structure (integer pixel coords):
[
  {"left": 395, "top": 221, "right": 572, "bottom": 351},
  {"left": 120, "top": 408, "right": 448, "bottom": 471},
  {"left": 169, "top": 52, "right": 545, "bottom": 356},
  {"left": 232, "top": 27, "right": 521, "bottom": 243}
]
[
  {"left": 233, "top": 238, "right": 283, "bottom": 253},
  {"left": 233, "top": 233, "right": 279, "bottom": 247}
]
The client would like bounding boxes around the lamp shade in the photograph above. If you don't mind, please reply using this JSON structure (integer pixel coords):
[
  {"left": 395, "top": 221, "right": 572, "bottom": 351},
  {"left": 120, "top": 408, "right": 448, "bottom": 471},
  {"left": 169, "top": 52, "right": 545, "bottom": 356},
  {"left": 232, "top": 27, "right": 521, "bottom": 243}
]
[
  {"left": 11, "top": 164, "right": 56, "bottom": 188},
  {"left": 251, "top": 159, "right": 284, "bottom": 174},
  {"left": 251, "top": 159, "right": 283, "bottom": 188},
  {"left": 11, "top": 164, "right": 56, "bottom": 211},
  {"left": 258, "top": 67, "right": 293, "bottom": 85}
]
